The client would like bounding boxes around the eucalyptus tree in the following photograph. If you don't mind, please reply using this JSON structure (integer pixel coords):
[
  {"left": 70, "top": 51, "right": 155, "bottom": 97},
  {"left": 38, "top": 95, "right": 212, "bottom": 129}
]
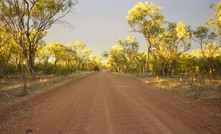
[
  {"left": 79, "top": 49, "right": 92, "bottom": 71},
  {"left": 208, "top": 2, "right": 221, "bottom": 43},
  {"left": 207, "top": 2, "right": 221, "bottom": 78},
  {"left": 127, "top": 1, "right": 164, "bottom": 76},
  {"left": 135, "top": 51, "right": 146, "bottom": 74},
  {"left": 0, "top": 26, "right": 8, "bottom": 75},
  {"left": 48, "top": 42, "right": 69, "bottom": 67},
  {"left": 157, "top": 22, "right": 191, "bottom": 76},
  {"left": 36, "top": 45, "right": 51, "bottom": 71},
  {"left": 88, "top": 56, "right": 102, "bottom": 71},
  {"left": 118, "top": 36, "right": 139, "bottom": 73},
  {"left": 107, "top": 45, "right": 127, "bottom": 72},
  {"left": 192, "top": 2, "right": 221, "bottom": 79},
  {"left": 0, "top": 41, "right": 16, "bottom": 77},
  {"left": 0, "top": 0, "right": 78, "bottom": 79},
  {"left": 101, "top": 51, "right": 109, "bottom": 59},
  {"left": 193, "top": 26, "right": 217, "bottom": 78},
  {"left": 63, "top": 48, "right": 76, "bottom": 71},
  {"left": 72, "top": 40, "right": 92, "bottom": 71},
  {"left": 0, "top": 25, "right": 11, "bottom": 56}
]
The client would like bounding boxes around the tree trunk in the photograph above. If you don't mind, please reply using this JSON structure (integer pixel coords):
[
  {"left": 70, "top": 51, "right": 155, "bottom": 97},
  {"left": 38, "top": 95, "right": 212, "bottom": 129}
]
[
  {"left": 77, "top": 61, "right": 79, "bottom": 71},
  {"left": 117, "top": 64, "right": 120, "bottom": 72},
  {"left": 26, "top": 56, "right": 36, "bottom": 80},
  {"left": 209, "top": 60, "right": 216, "bottom": 79},
  {"left": 169, "top": 60, "right": 176, "bottom": 76},
  {"left": 145, "top": 46, "right": 151, "bottom": 77},
  {"left": 20, "top": 73, "right": 28, "bottom": 96},
  {"left": 211, "top": 66, "right": 216, "bottom": 79},
  {"left": 22, "top": 44, "right": 36, "bottom": 80},
  {"left": 54, "top": 59, "right": 58, "bottom": 68},
  {"left": 16, "top": 57, "right": 22, "bottom": 74},
  {"left": 0, "top": 56, "right": 9, "bottom": 78},
  {"left": 162, "top": 68, "right": 166, "bottom": 76},
  {"left": 67, "top": 61, "right": 70, "bottom": 70},
  {"left": 44, "top": 59, "right": 48, "bottom": 71}
]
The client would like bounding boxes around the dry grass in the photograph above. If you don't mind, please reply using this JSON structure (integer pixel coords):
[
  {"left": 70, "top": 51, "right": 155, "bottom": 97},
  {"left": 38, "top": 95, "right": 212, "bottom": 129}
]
[
  {"left": 0, "top": 71, "right": 94, "bottom": 109},
  {"left": 126, "top": 74, "right": 221, "bottom": 105}
]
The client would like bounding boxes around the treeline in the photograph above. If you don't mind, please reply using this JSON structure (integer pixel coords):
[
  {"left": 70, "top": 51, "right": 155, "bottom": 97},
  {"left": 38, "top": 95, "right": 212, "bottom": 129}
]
[
  {"left": 0, "top": 39, "right": 102, "bottom": 78},
  {"left": 104, "top": 1, "right": 221, "bottom": 79},
  {"left": 103, "top": 36, "right": 146, "bottom": 74},
  {"left": 35, "top": 41, "right": 102, "bottom": 74}
]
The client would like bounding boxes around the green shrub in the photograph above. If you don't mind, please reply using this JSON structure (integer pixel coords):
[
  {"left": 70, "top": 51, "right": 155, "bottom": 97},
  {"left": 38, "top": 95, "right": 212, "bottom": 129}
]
[{"left": 92, "top": 65, "right": 100, "bottom": 71}]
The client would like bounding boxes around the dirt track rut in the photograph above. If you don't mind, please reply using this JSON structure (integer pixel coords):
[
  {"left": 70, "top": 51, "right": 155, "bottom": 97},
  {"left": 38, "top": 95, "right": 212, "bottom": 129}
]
[{"left": 0, "top": 71, "right": 221, "bottom": 133}]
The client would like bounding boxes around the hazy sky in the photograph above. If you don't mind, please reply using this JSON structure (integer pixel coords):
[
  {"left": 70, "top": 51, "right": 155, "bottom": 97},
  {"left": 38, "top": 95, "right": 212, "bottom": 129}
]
[{"left": 43, "top": 0, "right": 219, "bottom": 56}]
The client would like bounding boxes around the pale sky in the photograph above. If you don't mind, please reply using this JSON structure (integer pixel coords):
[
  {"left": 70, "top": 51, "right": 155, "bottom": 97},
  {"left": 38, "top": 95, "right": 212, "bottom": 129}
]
[{"left": 43, "top": 0, "right": 219, "bottom": 56}]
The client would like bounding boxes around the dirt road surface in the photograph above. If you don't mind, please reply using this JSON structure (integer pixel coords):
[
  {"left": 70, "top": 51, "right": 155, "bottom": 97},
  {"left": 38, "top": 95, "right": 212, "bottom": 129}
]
[{"left": 0, "top": 71, "right": 221, "bottom": 134}]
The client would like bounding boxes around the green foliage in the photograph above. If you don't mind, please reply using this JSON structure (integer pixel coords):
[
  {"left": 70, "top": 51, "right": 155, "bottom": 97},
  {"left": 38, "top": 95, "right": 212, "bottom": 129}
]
[
  {"left": 106, "top": 36, "right": 146, "bottom": 73},
  {"left": 190, "top": 2, "right": 221, "bottom": 79},
  {"left": 56, "top": 67, "right": 76, "bottom": 75},
  {"left": 127, "top": 1, "right": 164, "bottom": 29},
  {"left": 92, "top": 65, "right": 100, "bottom": 71},
  {"left": 151, "top": 21, "right": 191, "bottom": 76},
  {"left": 101, "top": 51, "right": 109, "bottom": 58},
  {"left": 208, "top": 2, "right": 221, "bottom": 35},
  {"left": 35, "top": 40, "right": 101, "bottom": 74},
  {"left": 127, "top": 1, "right": 165, "bottom": 75},
  {"left": 43, "top": 64, "right": 57, "bottom": 75},
  {"left": 0, "top": 0, "right": 78, "bottom": 79},
  {"left": 176, "top": 21, "right": 188, "bottom": 39},
  {"left": 7, "top": 64, "right": 18, "bottom": 74}
]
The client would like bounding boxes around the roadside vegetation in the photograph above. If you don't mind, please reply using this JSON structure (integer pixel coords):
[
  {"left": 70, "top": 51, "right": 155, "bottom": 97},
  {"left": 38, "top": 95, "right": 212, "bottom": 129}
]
[{"left": 103, "top": 1, "right": 221, "bottom": 105}]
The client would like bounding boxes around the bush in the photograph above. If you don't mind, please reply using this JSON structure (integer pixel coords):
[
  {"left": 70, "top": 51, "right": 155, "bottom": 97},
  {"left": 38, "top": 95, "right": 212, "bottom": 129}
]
[
  {"left": 7, "top": 64, "right": 18, "bottom": 74},
  {"left": 0, "top": 73, "right": 4, "bottom": 78},
  {"left": 43, "top": 65, "right": 57, "bottom": 74},
  {"left": 56, "top": 67, "right": 76, "bottom": 75},
  {"left": 92, "top": 65, "right": 100, "bottom": 71},
  {"left": 43, "top": 64, "right": 76, "bottom": 75}
]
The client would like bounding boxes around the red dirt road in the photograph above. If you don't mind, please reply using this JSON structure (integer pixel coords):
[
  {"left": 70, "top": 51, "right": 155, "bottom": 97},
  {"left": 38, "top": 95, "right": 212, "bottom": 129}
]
[{"left": 0, "top": 71, "right": 221, "bottom": 134}]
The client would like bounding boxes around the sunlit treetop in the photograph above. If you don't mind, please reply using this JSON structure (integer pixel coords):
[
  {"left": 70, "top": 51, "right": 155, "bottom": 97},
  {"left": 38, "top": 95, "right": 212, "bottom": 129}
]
[
  {"left": 208, "top": 2, "right": 221, "bottom": 35},
  {"left": 118, "top": 36, "right": 137, "bottom": 45},
  {"left": 127, "top": 1, "right": 163, "bottom": 27},
  {"left": 193, "top": 25, "right": 209, "bottom": 41},
  {"left": 215, "top": 2, "right": 221, "bottom": 25},
  {"left": 127, "top": 0, "right": 165, "bottom": 45},
  {"left": 176, "top": 21, "right": 189, "bottom": 39},
  {"left": 73, "top": 40, "right": 86, "bottom": 51},
  {"left": 194, "top": 42, "right": 220, "bottom": 58},
  {"left": 111, "top": 44, "right": 124, "bottom": 51},
  {"left": 127, "top": 35, "right": 137, "bottom": 43}
]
